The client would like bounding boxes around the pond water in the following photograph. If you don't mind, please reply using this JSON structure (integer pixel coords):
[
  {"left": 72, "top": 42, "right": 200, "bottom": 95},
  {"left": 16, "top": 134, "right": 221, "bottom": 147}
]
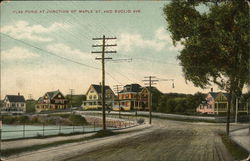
[{"left": 1, "top": 124, "right": 102, "bottom": 140}]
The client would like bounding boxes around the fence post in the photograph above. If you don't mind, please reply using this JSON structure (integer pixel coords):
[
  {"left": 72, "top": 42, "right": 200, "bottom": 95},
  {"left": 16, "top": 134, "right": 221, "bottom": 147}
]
[
  {"left": 23, "top": 124, "right": 25, "bottom": 138},
  {"left": 43, "top": 123, "right": 45, "bottom": 137},
  {"left": 59, "top": 124, "right": 61, "bottom": 134},
  {"left": 73, "top": 125, "right": 75, "bottom": 133}
]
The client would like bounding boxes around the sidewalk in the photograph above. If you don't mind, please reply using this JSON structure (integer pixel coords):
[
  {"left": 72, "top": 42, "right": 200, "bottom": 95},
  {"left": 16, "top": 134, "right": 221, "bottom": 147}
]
[
  {"left": 230, "top": 126, "right": 250, "bottom": 153},
  {"left": 3, "top": 124, "right": 152, "bottom": 161}
]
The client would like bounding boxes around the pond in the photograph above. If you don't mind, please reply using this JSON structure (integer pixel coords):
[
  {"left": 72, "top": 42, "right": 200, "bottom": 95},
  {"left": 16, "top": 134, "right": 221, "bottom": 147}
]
[{"left": 1, "top": 124, "right": 102, "bottom": 140}]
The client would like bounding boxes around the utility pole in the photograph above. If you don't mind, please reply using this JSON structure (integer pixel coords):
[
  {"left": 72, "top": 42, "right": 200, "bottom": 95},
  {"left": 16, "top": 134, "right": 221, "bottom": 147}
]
[
  {"left": 113, "top": 85, "right": 123, "bottom": 118},
  {"left": 92, "top": 35, "right": 117, "bottom": 130},
  {"left": 69, "top": 89, "right": 75, "bottom": 113},
  {"left": 142, "top": 76, "right": 159, "bottom": 124},
  {"left": 235, "top": 97, "right": 238, "bottom": 123},
  {"left": 28, "top": 94, "right": 33, "bottom": 100}
]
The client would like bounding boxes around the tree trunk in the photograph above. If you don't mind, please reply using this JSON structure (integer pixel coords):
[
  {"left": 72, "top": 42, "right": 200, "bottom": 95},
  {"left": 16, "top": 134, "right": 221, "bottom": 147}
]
[{"left": 226, "top": 91, "right": 233, "bottom": 136}]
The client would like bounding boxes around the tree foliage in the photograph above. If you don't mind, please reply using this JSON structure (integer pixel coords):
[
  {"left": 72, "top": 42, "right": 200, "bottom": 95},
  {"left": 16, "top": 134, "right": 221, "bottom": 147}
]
[
  {"left": 163, "top": 0, "right": 249, "bottom": 94},
  {"left": 163, "top": 0, "right": 249, "bottom": 135}
]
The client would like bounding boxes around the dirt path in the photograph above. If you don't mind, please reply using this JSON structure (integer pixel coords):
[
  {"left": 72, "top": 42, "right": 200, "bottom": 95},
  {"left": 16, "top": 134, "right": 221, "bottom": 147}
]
[{"left": 67, "top": 119, "right": 241, "bottom": 161}]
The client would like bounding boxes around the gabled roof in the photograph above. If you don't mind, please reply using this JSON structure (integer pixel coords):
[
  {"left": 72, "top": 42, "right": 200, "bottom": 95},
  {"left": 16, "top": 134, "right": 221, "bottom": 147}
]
[
  {"left": 120, "top": 84, "right": 142, "bottom": 93},
  {"left": 91, "top": 84, "right": 112, "bottom": 94},
  {"left": 5, "top": 95, "right": 25, "bottom": 103},
  {"left": 142, "top": 86, "right": 163, "bottom": 94},
  {"left": 209, "top": 92, "right": 229, "bottom": 99},
  {"left": 44, "top": 90, "right": 64, "bottom": 100}
]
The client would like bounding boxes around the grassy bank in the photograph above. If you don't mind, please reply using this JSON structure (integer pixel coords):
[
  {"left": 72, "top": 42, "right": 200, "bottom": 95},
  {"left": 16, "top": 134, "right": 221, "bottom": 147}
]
[
  {"left": 2, "top": 130, "right": 121, "bottom": 157},
  {"left": 220, "top": 133, "right": 249, "bottom": 160},
  {"left": 2, "top": 114, "right": 88, "bottom": 126}
]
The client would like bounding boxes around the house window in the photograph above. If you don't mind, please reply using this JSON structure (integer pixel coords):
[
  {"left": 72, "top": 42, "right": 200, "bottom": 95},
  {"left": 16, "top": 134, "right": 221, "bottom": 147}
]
[
  {"left": 89, "top": 95, "right": 92, "bottom": 100},
  {"left": 21, "top": 104, "right": 24, "bottom": 107},
  {"left": 58, "top": 95, "right": 61, "bottom": 98},
  {"left": 93, "top": 95, "right": 96, "bottom": 99}
]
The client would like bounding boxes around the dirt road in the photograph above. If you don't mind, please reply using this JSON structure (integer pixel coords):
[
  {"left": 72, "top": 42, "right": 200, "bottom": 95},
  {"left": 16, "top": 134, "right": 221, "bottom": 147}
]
[
  {"left": 6, "top": 118, "right": 247, "bottom": 161},
  {"left": 67, "top": 119, "right": 238, "bottom": 161}
]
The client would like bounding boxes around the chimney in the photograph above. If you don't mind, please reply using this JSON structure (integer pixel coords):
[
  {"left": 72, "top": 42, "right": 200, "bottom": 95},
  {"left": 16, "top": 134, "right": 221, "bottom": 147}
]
[
  {"left": 211, "top": 88, "right": 213, "bottom": 92},
  {"left": 18, "top": 92, "right": 20, "bottom": 96}
]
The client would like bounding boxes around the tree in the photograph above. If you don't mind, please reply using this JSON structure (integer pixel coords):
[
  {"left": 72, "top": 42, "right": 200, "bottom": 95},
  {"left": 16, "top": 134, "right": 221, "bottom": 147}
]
[{"left": 163, "top": 0, "right": 249, "bottom": 135}]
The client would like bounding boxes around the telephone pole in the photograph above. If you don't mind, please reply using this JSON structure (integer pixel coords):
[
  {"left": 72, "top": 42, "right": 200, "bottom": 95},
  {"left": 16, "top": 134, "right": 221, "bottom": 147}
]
[
  {"left": 92, "top": 35, "right": 117, "bottom": 130},
  {"left": 142, "top": 76, "right": 159, "bottom": 124},
  {"left": 69, "top": 89, "right": 75, "bottom": 107},
  {"left": 28, "top": 94, "right": 33, "bottom": 100},
  {"left": 113, "top": 85, "right": 123, "bottom": 118}
]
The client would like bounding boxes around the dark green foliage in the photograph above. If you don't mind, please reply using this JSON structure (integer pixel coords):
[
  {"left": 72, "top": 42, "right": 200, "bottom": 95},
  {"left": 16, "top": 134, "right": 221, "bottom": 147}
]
[
  {"left": 93, "top": 130, "right": 116, "bottom": 138},
  {"left": 136, "top": 118, "right": 145, "bottom": 124},
  {"left": 163, "top": 0, "right": 249, "bottom": 94},
  {"left": 163, "top": 0, "right": 249, "bottom": 135},
  {"left": 2, "top": 114, "right": 88, "bottom": 126},
  {"left": 2, "top": 116, "right": 16, "bottom": 124},
  {"left": 154, "top": 92, "right": 206, "bottom": 114},
  {"left": 26, "top": 100, "right": 37, "bottom": 113},
  {"left": 69, "top": 114, "right": 88, "bottom": 125},
  {"left": 66, "top": 95, "right": 85, "bottom": 107},
  {"left": 18, "top": 115, "right": 29, "bottom": 124}
]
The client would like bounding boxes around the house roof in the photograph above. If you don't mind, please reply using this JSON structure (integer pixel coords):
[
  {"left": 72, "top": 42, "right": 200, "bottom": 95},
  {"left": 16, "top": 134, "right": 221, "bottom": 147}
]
[
  {"left": 143, "top": 86, "right": 163, "bottom": 94},
  {"left": 209, "top": 92, "right": 229, "bottom": 99},
  {"left": 6, "top": 95, "right": 25, "bottom": 103},
  {"left": 120, "top": 84, "right": 142, "bottom": 93},
  {"left": 45, "top": 90, "right": 64, "bottom": 100},
  {"left": 91, "top": 84, "right": 112, "bottom": 94}
]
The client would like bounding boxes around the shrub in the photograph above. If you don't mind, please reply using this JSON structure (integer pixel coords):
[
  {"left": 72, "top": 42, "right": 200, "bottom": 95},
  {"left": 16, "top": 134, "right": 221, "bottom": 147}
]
[
  {"left": 3, "top": 116, "right": 16, "bottom": 124},
  {"left": 19, "top": 116, "right": 29, "bottom": 124},
  {"left": 69, "top": 114, "right": 88, "bottom": 125},
  {"left": 137, "top": 118, "right": 145, "bottom": 124}
]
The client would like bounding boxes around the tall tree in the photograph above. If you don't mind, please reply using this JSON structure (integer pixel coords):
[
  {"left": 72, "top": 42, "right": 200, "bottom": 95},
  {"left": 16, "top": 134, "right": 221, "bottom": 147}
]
[{"left": 163, "top": 0, "right": 249, "bottom": 136}]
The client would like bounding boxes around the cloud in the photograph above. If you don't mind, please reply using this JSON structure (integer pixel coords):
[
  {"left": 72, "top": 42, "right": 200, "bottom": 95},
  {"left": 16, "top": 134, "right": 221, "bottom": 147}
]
[
  {"left": 117, "top": 33, "right": 166, "bottom": 52},
  {"left": 155, "top": 27, "right": 172, "bottom": 42},
  {"left": 1, "top": 21, "right": 70, "bottom": 42},
  {"left": 169, "top": 43, "right": 184, "bottom": 51},
  {"left": 2, "top": 47, "right": 39, "bottom": 60},
  {"left": 47, "top": 43, "right": 92, "bottom": 60},
  {"left": 117, "top": 27, "right": 184, "bottom": 52}
]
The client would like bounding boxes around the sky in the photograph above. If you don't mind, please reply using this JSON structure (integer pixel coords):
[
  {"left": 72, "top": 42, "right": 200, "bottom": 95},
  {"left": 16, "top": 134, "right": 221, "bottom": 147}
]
[{"left": 0, "top": 1, "right": 235, "bottom": 99}]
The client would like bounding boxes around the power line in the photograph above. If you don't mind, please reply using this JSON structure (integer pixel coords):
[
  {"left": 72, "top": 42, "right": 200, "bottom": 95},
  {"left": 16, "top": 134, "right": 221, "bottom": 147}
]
[
  {"left": 1, "top": 33, "right": 128, "bottom": 86},
  {"left": 1, "top": 33, "right": 100, "bottom": 70}
]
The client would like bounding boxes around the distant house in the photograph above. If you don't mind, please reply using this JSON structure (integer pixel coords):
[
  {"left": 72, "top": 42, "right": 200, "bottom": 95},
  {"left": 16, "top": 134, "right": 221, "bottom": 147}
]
[
  {"left": 139, "top": 87, "right": 163, "bottom": 111},
  {"left": 2, "top": 93, "right": 26, "bottom": 113},
  {"left": 35, "top": 90, "right": 67, "bottom": 112},
  {"left": 197, "top": 91, "right": 250, "bottom": 115},
  {"left": 196, "top": 92, "right": 230, "bottom": 114},
  {"left": 81, "top": 84, "right": 115, "bottom": 110},
  {"left": 113, "top": 84, "right": 142, "bottom": 111}
]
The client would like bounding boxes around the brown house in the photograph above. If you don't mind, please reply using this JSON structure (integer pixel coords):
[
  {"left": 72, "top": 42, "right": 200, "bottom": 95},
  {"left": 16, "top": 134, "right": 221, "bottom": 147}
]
[
  {"left": 35, "top": 90, "right": 67, "bottom": 112},
  {"left": 139, "top": 87, "right": 163, "bottom": 111}
]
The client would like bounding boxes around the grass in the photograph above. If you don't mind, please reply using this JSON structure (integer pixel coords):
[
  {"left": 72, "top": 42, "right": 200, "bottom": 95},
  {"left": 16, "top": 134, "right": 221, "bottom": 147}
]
[
  {"left": 1, "top": 129, "right": 121, "bottom": 157},
  {"left": 220, "top": 133, "right": 249, "bottom": 160}
]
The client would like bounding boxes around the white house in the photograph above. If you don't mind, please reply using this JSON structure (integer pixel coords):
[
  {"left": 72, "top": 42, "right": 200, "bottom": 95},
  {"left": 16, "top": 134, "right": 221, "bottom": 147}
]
[
  {"left": 2, "top": 93, "right": 26, "bottom": 114},
  {"left": 81, "top": 84, "right": 115, "bottom": 110}
]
